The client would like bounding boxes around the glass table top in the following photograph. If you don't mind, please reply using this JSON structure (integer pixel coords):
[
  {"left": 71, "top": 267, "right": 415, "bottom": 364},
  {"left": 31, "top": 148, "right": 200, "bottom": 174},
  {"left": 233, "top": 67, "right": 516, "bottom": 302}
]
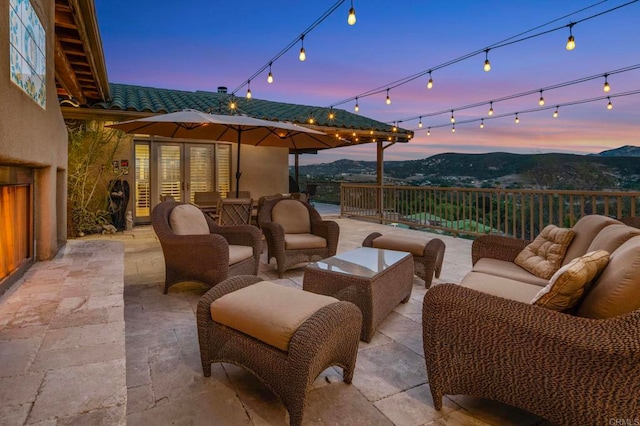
[{"left": 306, "top": 247, "right": 411, "bottom": 278}]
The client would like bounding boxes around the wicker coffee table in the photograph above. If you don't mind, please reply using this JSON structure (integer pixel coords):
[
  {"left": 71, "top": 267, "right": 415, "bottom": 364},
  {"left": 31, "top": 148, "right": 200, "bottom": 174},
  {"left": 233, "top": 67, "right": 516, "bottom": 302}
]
[{"left": 303, "top": 247, "right": 414, "bottom": 342}]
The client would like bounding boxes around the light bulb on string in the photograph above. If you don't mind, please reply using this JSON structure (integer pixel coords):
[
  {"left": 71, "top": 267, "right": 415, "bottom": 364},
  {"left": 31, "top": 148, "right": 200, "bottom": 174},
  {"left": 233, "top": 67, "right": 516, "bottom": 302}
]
[
  {"left": 229, "top": 98, "right": 237, "bottom": 110},
  {"left": 538, "top": 90, "right": 545, "bottom": 106},
  {"left": 354, "top": 97, "right": 359, "bottom": 112},
  {"left": 515, "top": 113, "right": 520, "bottom": 124},
  {"left": 427, "top": 127, "right": 431, "bottom": 136},
  {"left": 488, "top": 102, "right": 494, "bottom": 116},
  {"left": 553, "top": 107, "right": 559, "bottom": 118},
  {"left": 267, "top": 63, "right": 274, "bottom": 84},
  {"left": 308, "top": 116, "right": 315, "bottom": 124},
  {"left": 450, "top": 111, "right": 455, "bottom": 123},
  {"left": 480, "top": 119, "right": 484, "bottom": 129},
  {"left": 392, "top": 122, "right": 398, "bottom": 132},
  {"left": 386, "top": 89, "right": 391, "bottom": 105},
  {"left": 427, "top": 71, "right": 433, "bottom": 89},
  {"left": 566, "top": 23, "right": 576, "bottom": 50},
  {"left": 603, "top": 74, "right": 611, "bottom": 92},
  {"left": 347, "top": 0, "right": 356, "bottom": 25},
  {"left": 607, "top": 97, "right": 613, "bottom": 110},
  {"left": 328, "top": 108, "right": 335, "bottom": 120},
  {"left": 418, "top": 117, "right": 423, "bottom": 128},
  {"left": 451, "top": 124, "right": 456, "bottom": 133},
  {"left": 483, "top": 49, "right": 491, "bottom": 72},
  {"left": 246, "top": 81, "right": 252, "bottom": 99},
  {"left": 299, "top": 35, "right": 306, "bottom": 61}
]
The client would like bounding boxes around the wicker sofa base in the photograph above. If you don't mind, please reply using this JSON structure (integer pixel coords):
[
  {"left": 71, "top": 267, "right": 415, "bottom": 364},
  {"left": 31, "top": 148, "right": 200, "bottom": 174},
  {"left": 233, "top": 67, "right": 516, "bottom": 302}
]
[
  {"left": 197, "top": 275, "right": 362, "bottom": 426},
  {"left": 362, "top": 232, "right": 445, "bottom": 288}
]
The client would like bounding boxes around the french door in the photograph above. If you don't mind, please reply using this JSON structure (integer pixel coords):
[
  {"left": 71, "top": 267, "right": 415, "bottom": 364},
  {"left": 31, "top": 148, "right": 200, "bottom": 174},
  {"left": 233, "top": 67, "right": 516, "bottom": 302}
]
[{"left": 133, "top": 141, "right": 231, "bottom": 222}]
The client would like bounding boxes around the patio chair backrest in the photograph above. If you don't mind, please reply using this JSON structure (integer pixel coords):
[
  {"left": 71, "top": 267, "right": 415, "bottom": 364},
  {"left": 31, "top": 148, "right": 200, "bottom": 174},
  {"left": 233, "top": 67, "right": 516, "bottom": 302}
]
[
  {"left": 194, "top": 191, "right": 221, "bottom": 205},
  {"left": 218, "top": 198, "right": 253, "bottom": 226},
  {"left": 272, "top": 199, "right": 311, "bottom": 234}
]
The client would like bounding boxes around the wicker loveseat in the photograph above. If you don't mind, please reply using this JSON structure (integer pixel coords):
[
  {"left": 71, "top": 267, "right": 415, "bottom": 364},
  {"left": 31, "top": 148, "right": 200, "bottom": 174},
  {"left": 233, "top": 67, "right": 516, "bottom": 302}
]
[{"left": 423, "top": 214, "right": 640, "bottom": 425}]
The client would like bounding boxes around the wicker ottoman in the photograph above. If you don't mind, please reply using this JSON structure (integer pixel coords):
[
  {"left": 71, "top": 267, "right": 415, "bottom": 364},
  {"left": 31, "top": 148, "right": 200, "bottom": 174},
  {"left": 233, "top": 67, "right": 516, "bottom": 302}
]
[
  {"left": 196, "top": 275, "right": 362, "bottom": 426},
  {"left": 362, "top": 232, "right": 446, "bottom": 288},
  {"left": 303, "top": 247, "right": 414, "bottom": 342}
]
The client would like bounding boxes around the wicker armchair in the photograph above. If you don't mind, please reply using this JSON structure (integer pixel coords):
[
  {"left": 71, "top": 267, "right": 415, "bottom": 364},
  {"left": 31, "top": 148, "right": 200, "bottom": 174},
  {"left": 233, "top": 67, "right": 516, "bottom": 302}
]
[
  {"left": 151, "top": 201, "right": 262, "bottom": 294},
  {"left": 258, "top": 197, "right": 339, "bottom": 278}
]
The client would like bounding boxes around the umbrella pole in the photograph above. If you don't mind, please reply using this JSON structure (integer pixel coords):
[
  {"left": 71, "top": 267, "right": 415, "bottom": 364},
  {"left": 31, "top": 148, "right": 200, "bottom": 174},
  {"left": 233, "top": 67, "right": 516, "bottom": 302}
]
[
  {"left": 235, "top": 128, "right": 242, "bottom": 198},
  {"left": 295, "top": 152, "right": 299, "bottom": 183}
]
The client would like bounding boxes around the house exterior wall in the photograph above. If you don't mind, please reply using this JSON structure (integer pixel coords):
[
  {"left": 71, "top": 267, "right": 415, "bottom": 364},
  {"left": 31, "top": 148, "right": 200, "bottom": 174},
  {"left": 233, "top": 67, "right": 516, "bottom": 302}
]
[{"left": 0, "top": 0, "right": 68, "bottom": 260}]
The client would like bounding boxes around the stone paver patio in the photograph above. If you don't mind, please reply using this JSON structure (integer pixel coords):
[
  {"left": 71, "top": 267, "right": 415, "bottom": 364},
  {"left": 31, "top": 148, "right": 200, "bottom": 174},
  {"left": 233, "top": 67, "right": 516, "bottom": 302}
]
[{"left": 0, "top": 205, "right": 550, "bottom": 425}]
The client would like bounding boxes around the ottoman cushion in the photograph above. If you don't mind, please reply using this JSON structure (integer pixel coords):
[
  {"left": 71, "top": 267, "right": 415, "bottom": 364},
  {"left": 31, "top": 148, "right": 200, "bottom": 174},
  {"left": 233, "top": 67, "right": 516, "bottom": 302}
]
[
  {"left": 371, "top": 235, "right": 426, "bottom": 256},
  {"left": 210, "top": 281, "right": 338, "bottom": 351}
]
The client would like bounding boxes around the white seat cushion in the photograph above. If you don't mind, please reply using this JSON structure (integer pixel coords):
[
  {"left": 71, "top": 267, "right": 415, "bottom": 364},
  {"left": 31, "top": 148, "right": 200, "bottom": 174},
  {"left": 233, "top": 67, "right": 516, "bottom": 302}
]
[
  {"left": 228, "top": 245, "right": 254, "bottom": 265},
  {"left": 169, "top": 204, "right": 209, "bottom": 235}
]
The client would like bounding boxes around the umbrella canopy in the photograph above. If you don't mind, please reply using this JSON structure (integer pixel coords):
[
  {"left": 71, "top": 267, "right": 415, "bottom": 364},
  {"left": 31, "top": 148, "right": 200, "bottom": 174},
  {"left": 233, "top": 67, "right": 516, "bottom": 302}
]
[{"left": 107, "top": 109, "right": 346, "bottom": 195}]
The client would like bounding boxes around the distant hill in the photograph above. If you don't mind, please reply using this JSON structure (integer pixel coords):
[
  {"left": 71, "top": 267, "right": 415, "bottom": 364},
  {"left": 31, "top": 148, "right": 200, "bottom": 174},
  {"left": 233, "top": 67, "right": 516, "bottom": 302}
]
[
  {"left": 592, "top": 145, "right": 640, "bottom": 157},
  {"left": 295, "top": 150, "right": 640, "bottom": 190}
]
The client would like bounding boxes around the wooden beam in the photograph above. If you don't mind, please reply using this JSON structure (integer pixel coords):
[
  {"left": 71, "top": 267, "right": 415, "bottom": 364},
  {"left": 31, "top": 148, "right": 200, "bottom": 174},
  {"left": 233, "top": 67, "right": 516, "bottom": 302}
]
[{"left": 54, "top": 36, "right": 85, "bottom": 104}]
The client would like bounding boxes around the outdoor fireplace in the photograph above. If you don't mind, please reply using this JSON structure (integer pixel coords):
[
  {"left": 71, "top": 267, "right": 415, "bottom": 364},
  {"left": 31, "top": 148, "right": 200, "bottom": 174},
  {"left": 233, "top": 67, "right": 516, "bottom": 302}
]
[{"left": 0, "top": 166, "right": 33, "bottom": 294}]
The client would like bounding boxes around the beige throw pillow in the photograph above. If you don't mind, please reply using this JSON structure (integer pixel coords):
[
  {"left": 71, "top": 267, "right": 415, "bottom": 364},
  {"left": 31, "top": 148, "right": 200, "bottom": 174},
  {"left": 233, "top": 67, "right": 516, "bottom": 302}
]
[
  {"left": 514, "top": 225, "right": 575, "bottom": 279},
  {"left": 531, "top": 250, "right": 610, "bottom": 311}
]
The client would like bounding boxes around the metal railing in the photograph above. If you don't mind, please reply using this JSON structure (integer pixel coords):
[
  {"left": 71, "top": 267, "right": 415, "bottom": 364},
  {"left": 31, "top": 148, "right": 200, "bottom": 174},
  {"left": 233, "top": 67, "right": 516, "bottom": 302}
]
[{"left": 341, "top": 184, "right": 640, "bottom": 239}]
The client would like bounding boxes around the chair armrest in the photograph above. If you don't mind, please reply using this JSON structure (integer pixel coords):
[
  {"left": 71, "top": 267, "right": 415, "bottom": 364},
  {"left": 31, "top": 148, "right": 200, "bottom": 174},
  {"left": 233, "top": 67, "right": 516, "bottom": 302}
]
[
  {"left": 423, "top": 284, "right": 640, "bottom": 422},
  {"left": 160, "top": 233, "right": 230, "bottom": 266},
  {"left": 471, "top": 235, "right": 530, "bottom": 265},
  {"left": 261, "top": 221, "right": 285, "bottom": 241},
  {"left": 213, "top": 224, "right": 262, "bottom": 248},
  {"left": 312, "top": 220, "right": 340, "bottom": 255}
]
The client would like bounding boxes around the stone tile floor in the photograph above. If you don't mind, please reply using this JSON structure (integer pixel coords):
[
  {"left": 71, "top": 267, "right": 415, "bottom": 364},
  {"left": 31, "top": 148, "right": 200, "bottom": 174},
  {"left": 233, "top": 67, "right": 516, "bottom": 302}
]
[{"left": 0, "top": 205, "right": 551, "bottom": 425}]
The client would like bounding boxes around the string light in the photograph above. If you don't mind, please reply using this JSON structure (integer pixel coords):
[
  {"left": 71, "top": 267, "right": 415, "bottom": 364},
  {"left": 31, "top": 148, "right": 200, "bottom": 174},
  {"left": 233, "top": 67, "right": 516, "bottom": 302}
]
[
  {"left": 392, "top": 122, "right": 398, "bottom": 132},
  {"left": 538, "top": 90, "right": 545, "bottom": 106},
  {"left": 488, "top": 102, "right": 494, "bottom": 116},
  {"left": 386, "top": 89, "right": 391, "bottom": 105},
  {"left": 427, "top": 71, "right": 433, "bottom": 89},
  {"left": 418, "top": 117, "right": 423, "bottom": 128},
  {"left": 607, "top": 97, "right": 613, "bottom": 109},
  {"left": 427, "top": 127, "right": 431, "bottom": 136},
  {"left": 483, "top": 49, "right": 491, "bottom": 72},
  {"left": 603, "top": 74, "right": 611, "bottom": 92},
  {"left": 308, "top": 116, "right": 315, "bottom": 124},
  {"left": 354, "top": 97, "right": 359, "bottom": 112},
  {"left": 451, "top": 124, "right": 456, "bottom": 133},
  {"left": 246, "top": 81, "right": 252, "bottom": 99},
  {"left": 553, "top": 106, "right": 559, "bottom": 118},
  {"left": 480, "top": 119, "right": 484, "bottom": 129},
  {"left": 267, "top": 63, "right": 274, "bottom": 84},
  {"left": 347, "top": 0, "right": 356, "bottom": 25},
  {"left": 566, "top": 23, "right": 576, "bottom": 50},
  {"left": 229, "top": 98, "right": 237, "bottom": 110},
  {"left": 328, "top": 108, "right": 335, "bottom": 120},
  {"left": 299, "top": 35, "right": 306, "bottom": 61},
  {"left": 450, "top": 111, "right": 455, "bottom": 123},
  {"left": 515, "top": 113, "right": 520, "bottom": 123}
]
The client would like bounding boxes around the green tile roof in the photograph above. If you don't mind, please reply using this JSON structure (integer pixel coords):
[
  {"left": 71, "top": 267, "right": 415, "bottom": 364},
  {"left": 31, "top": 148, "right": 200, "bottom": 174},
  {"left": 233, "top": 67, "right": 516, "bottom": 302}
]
[{"left": 89, "top": 83, "right": 412, "bottom": 138}]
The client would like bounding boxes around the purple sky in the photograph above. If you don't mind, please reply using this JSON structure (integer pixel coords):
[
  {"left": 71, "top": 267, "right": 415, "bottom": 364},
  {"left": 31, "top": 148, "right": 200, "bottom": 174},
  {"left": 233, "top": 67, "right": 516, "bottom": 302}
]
[{"left": 95, "top": 0, "right": 640, "bottom": 164}]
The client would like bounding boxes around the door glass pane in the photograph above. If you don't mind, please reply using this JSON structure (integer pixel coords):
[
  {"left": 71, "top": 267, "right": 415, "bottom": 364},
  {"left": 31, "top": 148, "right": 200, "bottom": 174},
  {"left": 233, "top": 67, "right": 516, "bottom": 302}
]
[
  {"left": 159, "top": 145, "right": 182, "bottom": 202},
  {"left": 217, "top": 144, "right": 231, "bottom": 196},
  {"left": 189, "top": 145, "right": 214, "bottom": 203},
  {"left": 134, "top": 144, "right": 150, "bottom": 217}
]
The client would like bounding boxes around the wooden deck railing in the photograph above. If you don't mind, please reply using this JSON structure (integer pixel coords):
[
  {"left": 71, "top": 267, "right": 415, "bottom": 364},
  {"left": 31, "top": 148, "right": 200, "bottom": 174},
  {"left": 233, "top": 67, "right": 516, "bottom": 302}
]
[{"left": 341, "top": 184, "right": 640, "bottom": 239}]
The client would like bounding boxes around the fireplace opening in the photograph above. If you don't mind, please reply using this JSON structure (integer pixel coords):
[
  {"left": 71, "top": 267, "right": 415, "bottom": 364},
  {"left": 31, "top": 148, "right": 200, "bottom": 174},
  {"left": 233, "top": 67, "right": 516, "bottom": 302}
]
[{"left": 0, "top": 167, "right": 34, "bottom": 294}]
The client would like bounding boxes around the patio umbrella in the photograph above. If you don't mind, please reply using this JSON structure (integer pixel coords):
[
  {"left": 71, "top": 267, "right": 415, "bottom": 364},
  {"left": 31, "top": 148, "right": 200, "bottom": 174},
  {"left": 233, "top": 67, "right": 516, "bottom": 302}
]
[{"left": 107, "top": 110, "right": 346, "bottom": 196}]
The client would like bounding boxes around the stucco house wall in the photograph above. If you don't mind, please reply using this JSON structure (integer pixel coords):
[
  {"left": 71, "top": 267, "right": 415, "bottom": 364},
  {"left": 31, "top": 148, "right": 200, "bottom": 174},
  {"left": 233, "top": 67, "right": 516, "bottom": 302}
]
[{"left": 0, "top": 0, "right": 68, "bottom": 259}]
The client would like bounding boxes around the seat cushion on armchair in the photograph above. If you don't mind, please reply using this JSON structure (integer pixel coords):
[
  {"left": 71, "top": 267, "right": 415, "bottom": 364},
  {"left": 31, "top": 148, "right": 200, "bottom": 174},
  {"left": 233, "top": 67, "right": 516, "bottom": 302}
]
[
  {"left": 210, "top": 281, "right": 338, "bottom": 351},
  {"left": 169, "top": 204, "right": 209, "bottom": 235},
  {"left": 514, "top": 225, "right": 575, "bottom": 279},
  {"left": 228, "top": 245, "right": 254, "bottom": 265},
  {"left": 562, "top": 215, "right": 621, "bottom": 265},
  {"left": 471, "top": 258, "right": 548, "bottom": 287},
  {"left": 577, "top": 236, "right": 640, "bottom": 319},
  {"left": 586, "top": 224, "right": 640, "bottom": 254},
  {"left": 272, "top": 200, "right": 311, "bottom": 234},
  {"left": 532, "top": 250, "right": 610, "bottom": 311},
  {"left": 284, "top": 233, "right": 327, "bottom": 250}
]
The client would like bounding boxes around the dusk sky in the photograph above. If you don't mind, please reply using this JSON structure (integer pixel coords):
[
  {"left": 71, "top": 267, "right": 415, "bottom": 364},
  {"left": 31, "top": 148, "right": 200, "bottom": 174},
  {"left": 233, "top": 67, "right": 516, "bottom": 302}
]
[{"left": 95, "top": 0, "right": 640, "bottom": 165}]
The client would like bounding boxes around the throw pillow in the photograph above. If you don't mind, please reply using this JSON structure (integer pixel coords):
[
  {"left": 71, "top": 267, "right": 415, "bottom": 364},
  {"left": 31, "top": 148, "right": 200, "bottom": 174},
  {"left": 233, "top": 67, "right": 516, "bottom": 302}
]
[
  {"left": 531, "top": 250, "right": 610, "bottom": 311},
  {"left": 514, "top": 225, "right": 575, "bottom": 279}
]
